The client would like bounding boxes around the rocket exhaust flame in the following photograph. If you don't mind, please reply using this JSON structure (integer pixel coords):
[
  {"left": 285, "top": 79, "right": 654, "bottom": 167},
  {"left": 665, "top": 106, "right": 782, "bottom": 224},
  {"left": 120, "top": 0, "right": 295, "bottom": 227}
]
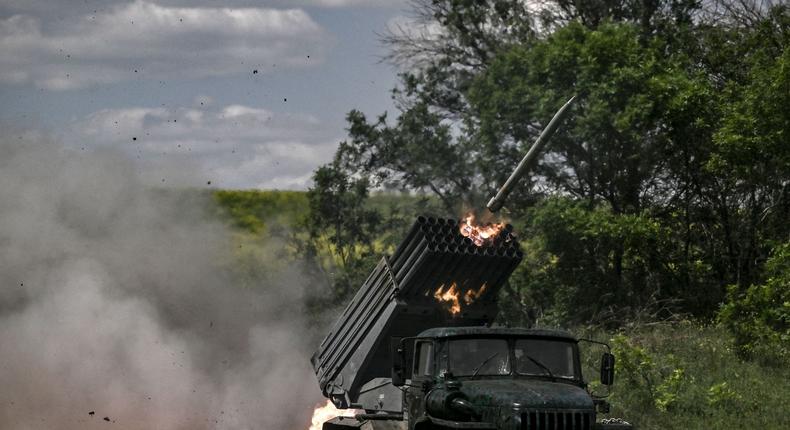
[
  {"left": 308, "top": 400, "right": 355, "bottom": 430},
  {"left": 434, "top": 283, "right": 462, "bottom": 314},
  {"left": 459, "top": 213, "right": 506, "bottom": 247},
  {"left": 464, "top": 282, "right": 487, "bottom": 304},
  {"left": 434, "top": 282, "right": 489, "bottom": 315}
]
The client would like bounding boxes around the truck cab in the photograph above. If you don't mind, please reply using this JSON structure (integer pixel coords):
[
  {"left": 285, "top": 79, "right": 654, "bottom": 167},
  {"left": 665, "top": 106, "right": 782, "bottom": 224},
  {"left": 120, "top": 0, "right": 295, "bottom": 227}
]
[{"left": 392, "top": 327, "right": 622, "bottom": 430}]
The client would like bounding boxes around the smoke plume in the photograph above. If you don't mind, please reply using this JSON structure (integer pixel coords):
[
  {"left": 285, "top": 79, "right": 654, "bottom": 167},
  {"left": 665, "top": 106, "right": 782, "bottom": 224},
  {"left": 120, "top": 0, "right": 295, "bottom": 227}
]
[{"left": 0, "top": 132, "right": 323, "bottom": 429}]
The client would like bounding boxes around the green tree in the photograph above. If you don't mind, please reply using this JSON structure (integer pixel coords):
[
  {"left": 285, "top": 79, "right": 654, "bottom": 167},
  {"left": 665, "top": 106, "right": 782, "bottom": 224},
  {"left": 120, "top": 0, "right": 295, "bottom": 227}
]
[
  {"left": 706, "top": 40, "right": 790, "bottom": 289},
  {"left": 306, "top": 163, "right": 381, "bottom": 303},
  {"left": 336, "top": 106, "right": 474, "bottom": 212},
  {"left": 310, "top": 1, "right": 789, "bottom": 326},
  {"left": 468, "top": 21, "right": 711, "bottom": 214},
  {"left": 500, "top": 198, "right": 703, "bottom": 326}
]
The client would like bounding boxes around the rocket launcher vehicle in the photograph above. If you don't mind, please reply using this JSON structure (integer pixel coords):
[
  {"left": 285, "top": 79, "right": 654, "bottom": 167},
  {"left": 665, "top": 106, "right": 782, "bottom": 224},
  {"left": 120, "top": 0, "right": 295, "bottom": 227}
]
[
  {"left": 307, "top": 96, "right": 634, "bottom": 430},
  {"left": 310, "top": 216, "right": 523, "bottom": 410}
]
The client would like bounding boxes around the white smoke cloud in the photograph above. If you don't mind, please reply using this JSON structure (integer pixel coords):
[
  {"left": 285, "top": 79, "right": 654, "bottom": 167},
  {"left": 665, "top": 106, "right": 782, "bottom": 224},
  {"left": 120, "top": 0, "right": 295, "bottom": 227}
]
[{"left": 0, "top": 132, "right": 325, "bottom": 429}]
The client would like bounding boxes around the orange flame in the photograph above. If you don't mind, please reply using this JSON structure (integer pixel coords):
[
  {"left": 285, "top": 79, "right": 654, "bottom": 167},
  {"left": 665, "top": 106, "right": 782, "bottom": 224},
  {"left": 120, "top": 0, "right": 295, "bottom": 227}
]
[
  {"left": 308, "top": 399, "right": 355, "bottom": 430},
  {"left": 434, "top": 282, "right": 488, "bottom": 315},
  {"left": 464, "top": 283, "right": 487, "bottom": 305},
  {"left": 459, "top": 213, "right": 505, "bottom": 247},
  {"left": 434, "top": 283, "right": 462, "bottom": 314}
]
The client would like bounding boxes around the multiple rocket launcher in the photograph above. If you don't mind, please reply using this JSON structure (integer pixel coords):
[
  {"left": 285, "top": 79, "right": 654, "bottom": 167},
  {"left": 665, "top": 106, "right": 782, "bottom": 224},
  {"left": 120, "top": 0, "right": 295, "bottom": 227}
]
[
  {"left": 311, "top": 96, "right": 577, "bottom": 411},
  {"left": 311, "top": 216, "right": 524, "bottom": 410}
]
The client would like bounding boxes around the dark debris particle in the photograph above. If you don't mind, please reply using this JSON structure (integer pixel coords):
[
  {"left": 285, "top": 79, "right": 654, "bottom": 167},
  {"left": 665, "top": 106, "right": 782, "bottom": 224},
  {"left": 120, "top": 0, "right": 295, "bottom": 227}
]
[
  {"left": 103, "top": 417, "right": 110, "bottom": 421},
  {"left": 207, "top": 181, "right": 211, "bottom": 185},
  {"left": 132, "top": 137, "right": 137, "bottom": 141},
  {"left": 252, "top": 69, "right": 258, "bottom": 74},
  {"left": 89, "top": 411, "right": 95, "bottom": 416},
  {"left": 283, "top": 98, "right": 287, "bottom": 102}
]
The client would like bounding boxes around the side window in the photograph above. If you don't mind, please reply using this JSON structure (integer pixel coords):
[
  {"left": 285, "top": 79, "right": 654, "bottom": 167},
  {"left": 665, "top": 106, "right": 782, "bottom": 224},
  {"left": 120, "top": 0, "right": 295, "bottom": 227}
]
[{"left": 413, "top": 341, "right": 434, "bottom": 377}]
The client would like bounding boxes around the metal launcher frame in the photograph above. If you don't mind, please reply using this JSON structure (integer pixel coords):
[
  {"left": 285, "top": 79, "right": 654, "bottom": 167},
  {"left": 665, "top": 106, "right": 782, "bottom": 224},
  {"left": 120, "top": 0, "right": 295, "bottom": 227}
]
[{"left": 311, "top": 216, "right": 523, "bottom": 409}]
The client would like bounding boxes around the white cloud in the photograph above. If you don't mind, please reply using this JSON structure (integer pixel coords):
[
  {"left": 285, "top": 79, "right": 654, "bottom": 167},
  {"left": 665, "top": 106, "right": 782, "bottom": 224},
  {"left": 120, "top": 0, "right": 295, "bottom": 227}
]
[
  {"left": 0, "top": 0, "right": 331, "bottom": 90},
  {"left": 0, "top": 0, "right": 402, "bottom": 17},
  {"left": 66, "top": 102, "right": 341, "bottom": 189},
  {"left": 303, "top": 0, "right": 397, "bottom": 6}
]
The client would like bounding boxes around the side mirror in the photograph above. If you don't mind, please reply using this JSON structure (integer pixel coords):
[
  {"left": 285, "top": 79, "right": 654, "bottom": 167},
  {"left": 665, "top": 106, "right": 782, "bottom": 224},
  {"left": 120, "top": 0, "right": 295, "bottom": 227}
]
[
  {"left": 392, "top": 339, "right": 405, "bottom": 387},
  {"left": 600, "top": 352, "right": 615, "bottom": 386}
]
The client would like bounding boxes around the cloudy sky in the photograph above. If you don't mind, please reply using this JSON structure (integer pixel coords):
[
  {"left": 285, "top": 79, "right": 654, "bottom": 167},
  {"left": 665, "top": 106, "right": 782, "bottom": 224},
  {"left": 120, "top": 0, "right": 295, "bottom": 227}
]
[{"left": 0, "top": 0, "right": 411, "bottom": 189}]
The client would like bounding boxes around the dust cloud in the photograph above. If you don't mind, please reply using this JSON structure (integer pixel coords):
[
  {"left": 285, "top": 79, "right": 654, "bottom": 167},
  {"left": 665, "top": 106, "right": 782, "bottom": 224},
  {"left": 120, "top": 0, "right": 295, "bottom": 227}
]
[{"left": 0, "top": 132, "right": 323, "bottom": 429}]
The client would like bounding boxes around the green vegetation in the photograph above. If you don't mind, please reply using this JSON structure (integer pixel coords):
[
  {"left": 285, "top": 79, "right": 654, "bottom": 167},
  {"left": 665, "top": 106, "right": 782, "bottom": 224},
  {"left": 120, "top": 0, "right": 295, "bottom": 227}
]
[
  {"left": 329, "top": 8, "right": 788, "bottom": 325},
  {"left": 501, "top": 198, "right": 705, "bottom": 327},
  {"left": 213, "top": 189, "right": 307, "bottom": 234},
  {"left": 306, "top": 0, "right": 788, "bottom": 351},
  {"left": 719, "top": 243, "right": 790, "bottom": 366},
  {"left": 598, "top": 323, "right": 790, "bottom": 429},
  {"left": 210, "top": 189, "right": 441, "bottom": 302}
]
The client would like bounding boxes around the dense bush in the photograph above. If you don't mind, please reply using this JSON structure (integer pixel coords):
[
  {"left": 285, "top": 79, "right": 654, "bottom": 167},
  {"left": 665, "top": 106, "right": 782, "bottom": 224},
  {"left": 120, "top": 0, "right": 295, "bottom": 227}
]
[
  {"left": 500, "top": 198, "right": 716, "bottom": 327},
  {"left": 719, "top": 242, "right": 790, "bottom": 366},
  {"left": 600, "top": 323, "right": 790, "bottom": 429}
]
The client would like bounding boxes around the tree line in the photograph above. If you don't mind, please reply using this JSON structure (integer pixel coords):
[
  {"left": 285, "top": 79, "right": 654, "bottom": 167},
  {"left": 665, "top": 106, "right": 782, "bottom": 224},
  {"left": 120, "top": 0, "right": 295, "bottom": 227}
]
[{"left": 303, "top": 0, "right": 789, "bottom": 364}]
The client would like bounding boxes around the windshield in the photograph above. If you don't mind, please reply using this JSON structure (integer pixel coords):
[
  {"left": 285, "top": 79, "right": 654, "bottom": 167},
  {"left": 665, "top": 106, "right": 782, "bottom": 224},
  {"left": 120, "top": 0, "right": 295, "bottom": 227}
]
[
  {"left": 515, "top": 339, "right": 578, "bottom": 379},
  {"left": 447, "top": 338, "right": 510, "bottom": 376}
]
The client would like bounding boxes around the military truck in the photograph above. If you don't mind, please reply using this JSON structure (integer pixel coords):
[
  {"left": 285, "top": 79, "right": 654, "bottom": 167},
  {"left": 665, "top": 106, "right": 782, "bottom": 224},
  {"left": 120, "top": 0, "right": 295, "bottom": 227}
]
[
  {"left": 310, "top": 97, "right": 632, "bottom": 429},
  {"left": 310, "top": 216, "right": 631, "bottom": 430}
]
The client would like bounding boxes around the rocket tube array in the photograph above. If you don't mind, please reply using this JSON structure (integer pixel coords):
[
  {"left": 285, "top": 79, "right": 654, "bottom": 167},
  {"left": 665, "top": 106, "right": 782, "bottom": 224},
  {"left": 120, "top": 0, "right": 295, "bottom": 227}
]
[{"left": 387, "top": 216, "right": 523, "bottom": 305}]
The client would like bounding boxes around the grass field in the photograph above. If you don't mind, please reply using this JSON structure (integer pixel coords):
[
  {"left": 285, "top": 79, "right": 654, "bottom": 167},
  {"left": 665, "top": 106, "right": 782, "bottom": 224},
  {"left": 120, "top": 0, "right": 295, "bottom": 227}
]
[{"left": 578, "top": 322, "right": 790, "bottom": 429}]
